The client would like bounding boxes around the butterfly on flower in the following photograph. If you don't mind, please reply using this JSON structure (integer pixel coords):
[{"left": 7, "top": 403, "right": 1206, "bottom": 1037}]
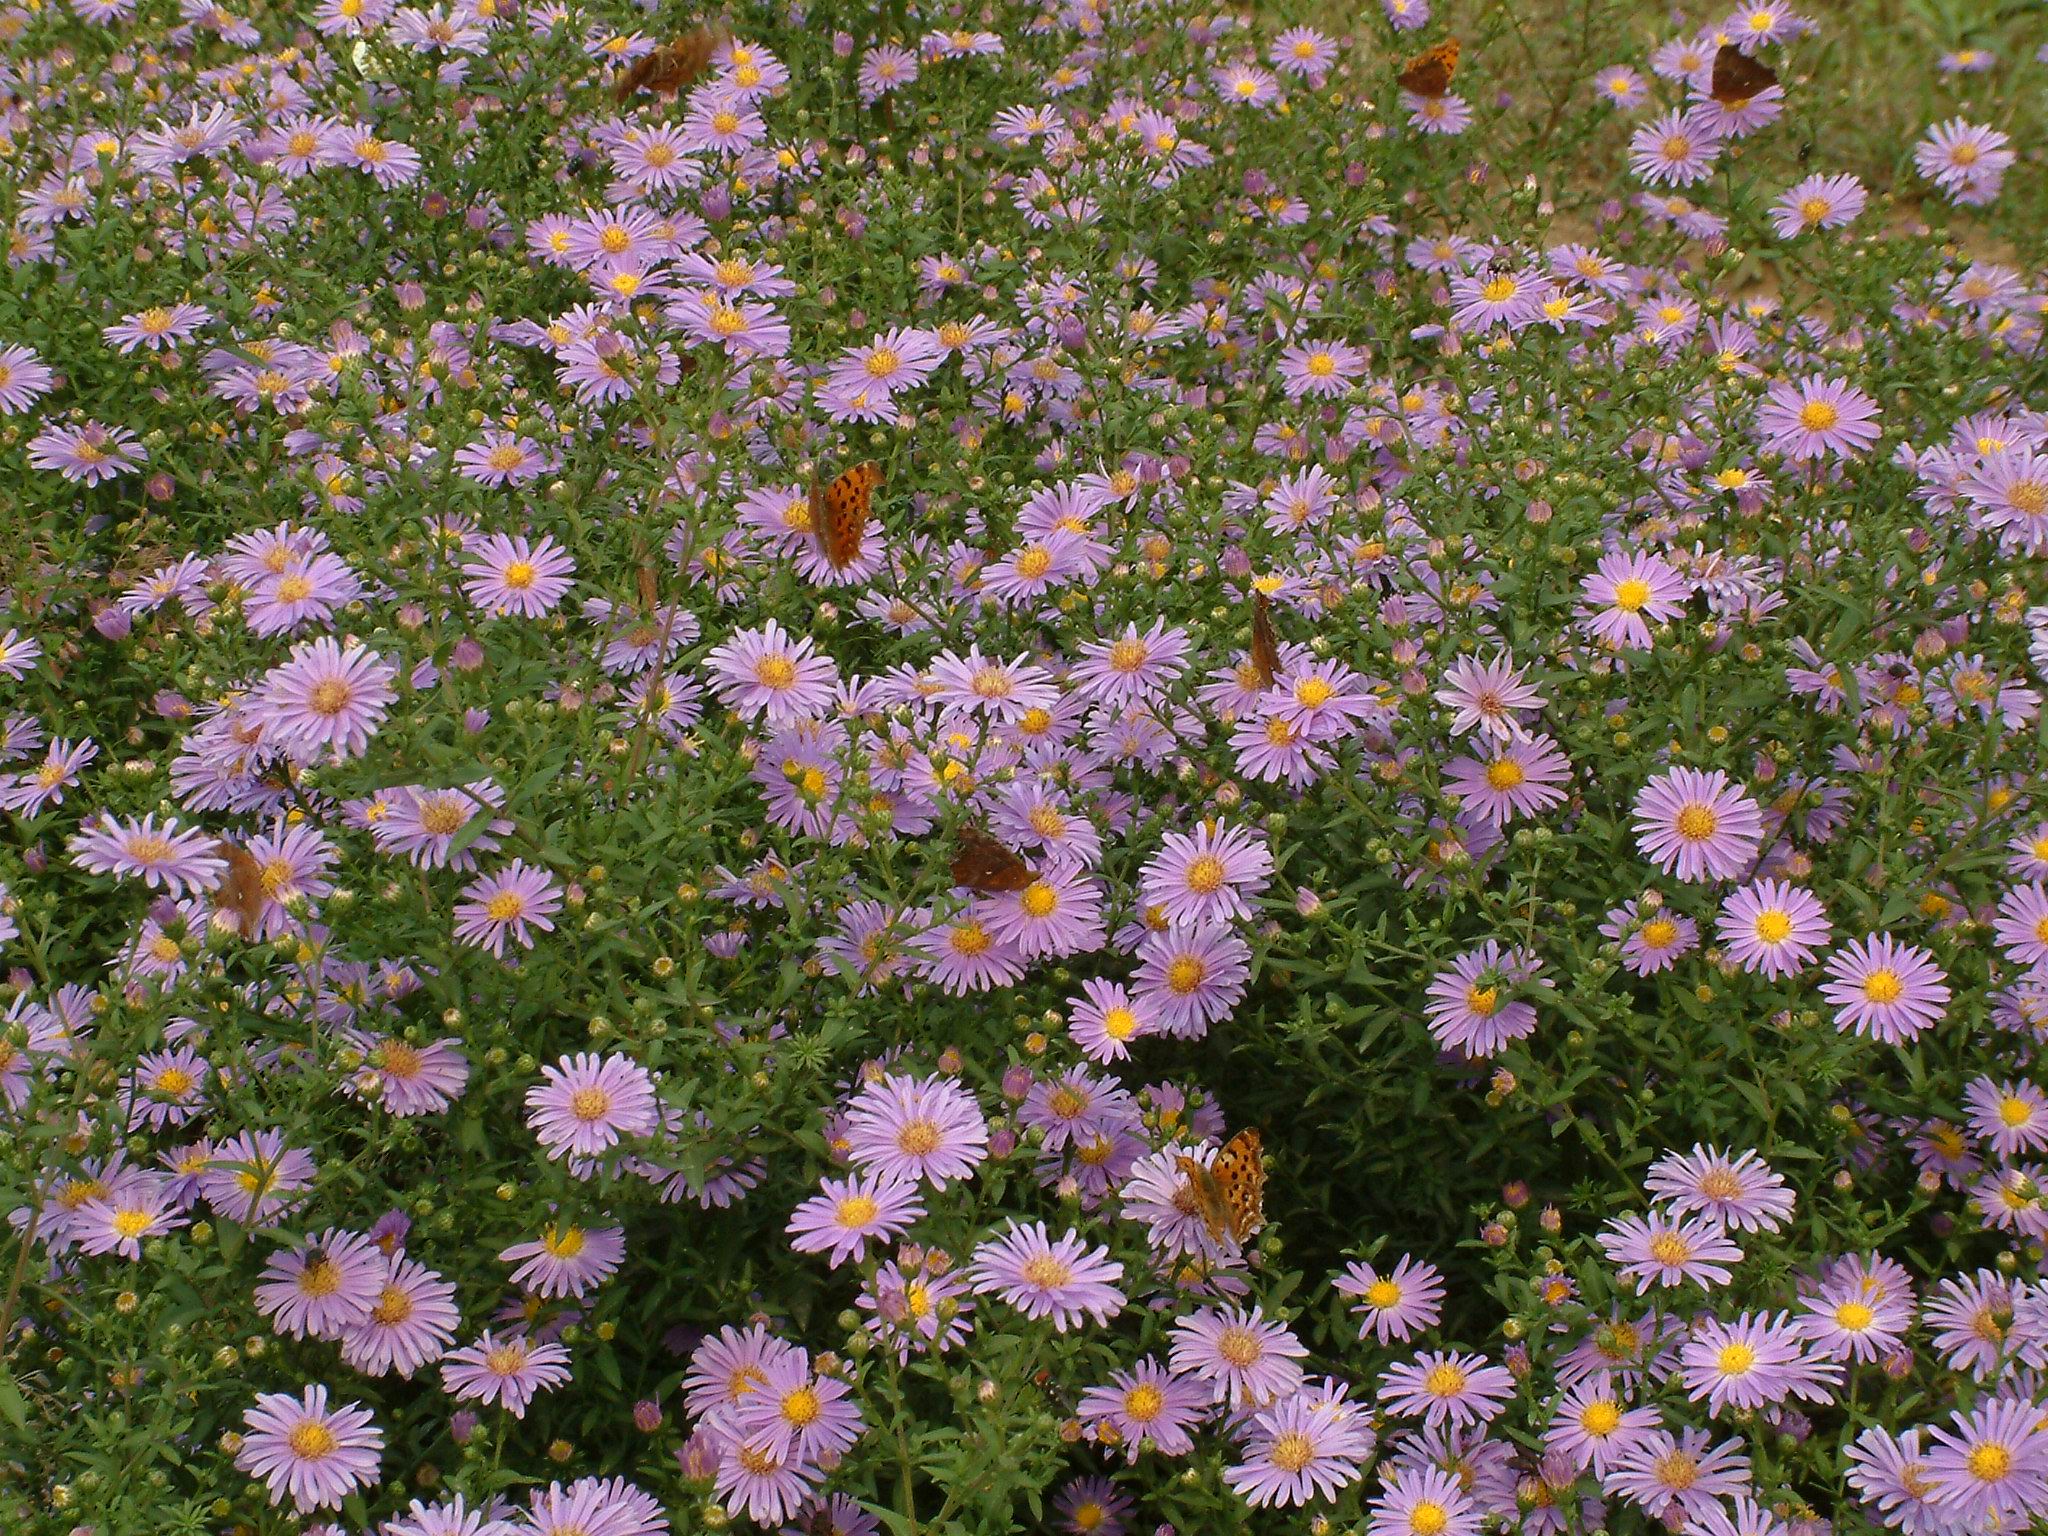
[
  {"left": 1708, "top": 42, "right": 1777, "bottom": 106},
  {"left": 1396, "top": 38, "right": 1460, "bottom": 98},
  {"left": 212, "top": 841, "right": 268, "bottom": 936},
  {"left": 612, "top": 24, "right": 724, "bottom": 102},
  {"left": 1250, "top": 590, "right": 1280, "bottom": 689},
  {"left": 949, "top": 825, "right": 1035, "bottom": 894},
  {"left": 809, "top": 461, "right": 883, "bottom": 572},
  {"left": 1175, "top": 1128, "right": 1266, "bottom": 1244}
]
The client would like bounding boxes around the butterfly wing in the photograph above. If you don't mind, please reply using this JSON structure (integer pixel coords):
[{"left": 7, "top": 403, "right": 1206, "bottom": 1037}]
[
  {"left": 1174, "top": 1154, "right": 1232, "bottom": 1242},
  {"left": 214, "top": 842, "right": 268, "bottom": 936},
  {"left": 1250, "top": 591, "right": 1280, "bottom": 689},
  {"left": 951, "top": 825, "right": 1035, "bottom": 893},
  {"left": 1709, "top": 43, "right": 1776, "bottom": 105},
  {"left": 1397, "top": 38, "right": 1459, "bottom": 97},
  {"left": 1212, "top": 1128, "right": 1266, "bottom": 1242},
  {"left": 612, "top": 49, "right": 660, "bottom": 101},
  {"left": 817, "top": 461, "right": 880, "bottom": 571}
]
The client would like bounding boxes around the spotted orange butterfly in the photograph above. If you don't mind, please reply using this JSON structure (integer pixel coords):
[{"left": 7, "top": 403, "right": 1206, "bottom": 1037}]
[
  {"left": 613, "top": 24, "right": 724, "bottom": 102},
  {"left": 1249, "top": 591, "right": 1280, "bottom": 690},
  {"left": 1176, "top": 1128, "right": 1266, "bottom": 1244},
  {"left": 810, "top": 461, "right": 883, "bottom": 572},
  {"left": 1396, "top": 38, "right": 1460, "bottom": 98},
  {"left": 950, "top": 825, "right": 1035, "bottom": 894},
  {"left": 1708, "top": 42, "right": 1777, "bottom": 106},
  {"left": 212, "top": 841, "right": 269, "bottom": 936}
]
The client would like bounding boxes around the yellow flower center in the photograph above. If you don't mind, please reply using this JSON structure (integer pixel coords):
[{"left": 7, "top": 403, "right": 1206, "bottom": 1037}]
[
  {"left": 1020, "top": 1255, "right": 1073, "bottom": 1289},
  {"left": 1862, "top": 968, "right": 1903, "bottom": 1005},
  {"left": 1674, "top": 804, "right": 1719, "bottom": 841},
  {"left": 287, "top": 1422, "right": 338, "bottom": 1459},
  {"left": 1969, "top": 1444, "right": 2013, "bottom": 1483},
  {"left": 1612, "top": 577, "right": 1652, "bottom": 612}
]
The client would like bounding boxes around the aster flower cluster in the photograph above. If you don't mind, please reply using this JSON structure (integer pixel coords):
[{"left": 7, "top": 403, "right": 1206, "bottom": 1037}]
[{"left": 1, "top": 0, "right": 2046, "bottom": 1532}]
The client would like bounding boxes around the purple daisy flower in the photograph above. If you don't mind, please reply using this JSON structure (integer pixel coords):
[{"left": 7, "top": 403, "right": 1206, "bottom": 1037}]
[
  {"left": 1820, "top": 934, "right": 1950, "bottom": 1044},
  {"left": 441, "top": 1330, "right": 574, "bottom": 1418},
  {"left": 1133, "top": 923, "right": 1252, "bottom": 1037},
  {"left": 1679, "top": 1310, "right": 1841, "bottom": 1415},
  {"left": 786, "top": 1169, "right": 924, "bottom": 1267},
  {"left": 461, "top": 532, "right": 577, "bottom": 617},
  {"left": 1770, "top": 173, "right": 1866, "bottom": 238},
  {"left": 1632, "top": 767, "right": 1764, "bottom": 883},
  {"left": 1922, "top": 1397, "right": 2048, "bottom": 1527},
  {"left": 1077, "top": 1357, "right": 1209, "bottom": 1459},
  {"left": 234, "top": 1386, "right": 384, "bottom": 1512},
  {"left": 26, "top": 419, "right": 147, "bottom": 483},
  {"left": 1443, "top": 733, "right": 1571, "bottom": 825},
  {"left": 1993, "top": 882, "right": 2048, "bottom": 969},
  {"left": 1627, "top": 107, "right": 1724, "bottom": 185},
  {"left": 453, "top": 859, "right": 562, "bottom": 957},
  {"left": 254, "top": 1228, "right": 386, "bottom": 1340},
  {"left": 338, "top": 1255, "right": 460, "bottom": 1378},
  {"left": 843, "top": 1073, "right": 989, "bottom": 1187},
  {"left": 1168, "top": 1303, "right": 1307, "bottom": 1408},
  {"left": 500, "top": 1222, "right": 626, "bottom": 1299},
  {"left": 1335, "top": 1255, "right": 1446, "bottom": 1344},
  {"left": 1580, "top": 550, "right": 1690, "bottom": 651},
  {"left": 723, "top": 1350, "right": 863, "bottom": 1464},
  {"left": 253, "top": 637, "right": 399, "bottom": 760},
  {"left": 525, "top": 1052, "right": 659, "bottom": 1161},
  {"left": 0, "top": 343, "right": 56, "bottom": 414},
  {"left": 1423, "top": 940, "right": 1546, "bottom": 1058},
  {"left": 1435, "top": 652, "right": 1546, "bottom": 740},
  {"left": 1543, "top": 1376, "right": 1661, "bottom": 1475},
  {"left": 1224, "top": 1390, "right": 1373, "bottom": 1507},
  {"left": 1757, "top": 375, "right": 1881, "bottom": 462},
  {"left": 1601, "top": 1426, "right": 1751, "bottom": 1523},
  {"left": 199, "top": 1128, "right": 315, "bottom": 1226},
  {"left": 1598, "top": 1210, "right": 1743, "bottom": 1292},
  {"left": 1644, "top": 1145, "right": 1794, "bottom": 1233},
  {"left": 1716, "top": 879, "right": 1830, "bottom": 979},
  {"left": 1379, "top": 1349, "right": 1517, "bottom": 1429},
  {"left": 1366, "top": 1465, "right": 1479, "bottom": 1536},
  {"left": 1138, "top": 821, "right": 1274, "bottom": 928},
  {"left": 968, "top": 1221, "right": 1125, "bottom": 1331},
  {"left": 68, "top": 812, "right": 226, "bottom": 897},
  {"left": 705, "top": 619, "right": 841, "bottom": 724}
]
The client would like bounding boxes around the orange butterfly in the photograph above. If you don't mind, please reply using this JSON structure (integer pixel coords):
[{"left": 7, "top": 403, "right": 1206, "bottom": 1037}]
[
  {"left": 635, "top": 560, "right": 660, "bottom": 614},
  {"left": 1708, "top": 43, "right": 1777, "bottom": 106},
  {"left": 810, "top": 461, "right": 883, "bottom": 572},
  {"left": 1249, "top": 591, "right": 1280, "bottom": 690},
  {"left": 1397, "top": 38, "right": 1460, "bottom": 98},
  {"left": 1176, "top": 1128, "right": 1266, "bottom": 1244},
  {"left": 212, "top": 841, "right": 269, "bottom": 936},
  {"left": 613, "top": 25, "right": 724, "bottom": 102},
  {"left": 950, "top": 825, "right": 1035, "bottom": 894}
]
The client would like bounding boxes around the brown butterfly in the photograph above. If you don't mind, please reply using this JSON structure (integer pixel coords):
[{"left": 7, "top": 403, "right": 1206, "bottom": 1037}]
[
  {"left": 1176, "top": 1128, "right": 1266, "bottom": 1245},
  {"left": 1250, "top": 591, "right": 1280, "bottom": 690},
  {"left": 1708, "top": 42, "right": 1777, "bottom": 106},
  {"left": 950, "top": 825, "right": 1035, "bottom": 894},
  {"left": 635, "top": 560, "right": 660, "bottom": 614},
  {"left": 810, "top": 461, "right": 882, "bottom": 571},
  {"left": 212, "top": 841, "right": 269, "bottom": 936},
  {"left": 1396, "top": 38, "right": 1460, "bottom": 98},
  {"left": 612, "top": 25, "right": 723, "bottom": 102}
]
